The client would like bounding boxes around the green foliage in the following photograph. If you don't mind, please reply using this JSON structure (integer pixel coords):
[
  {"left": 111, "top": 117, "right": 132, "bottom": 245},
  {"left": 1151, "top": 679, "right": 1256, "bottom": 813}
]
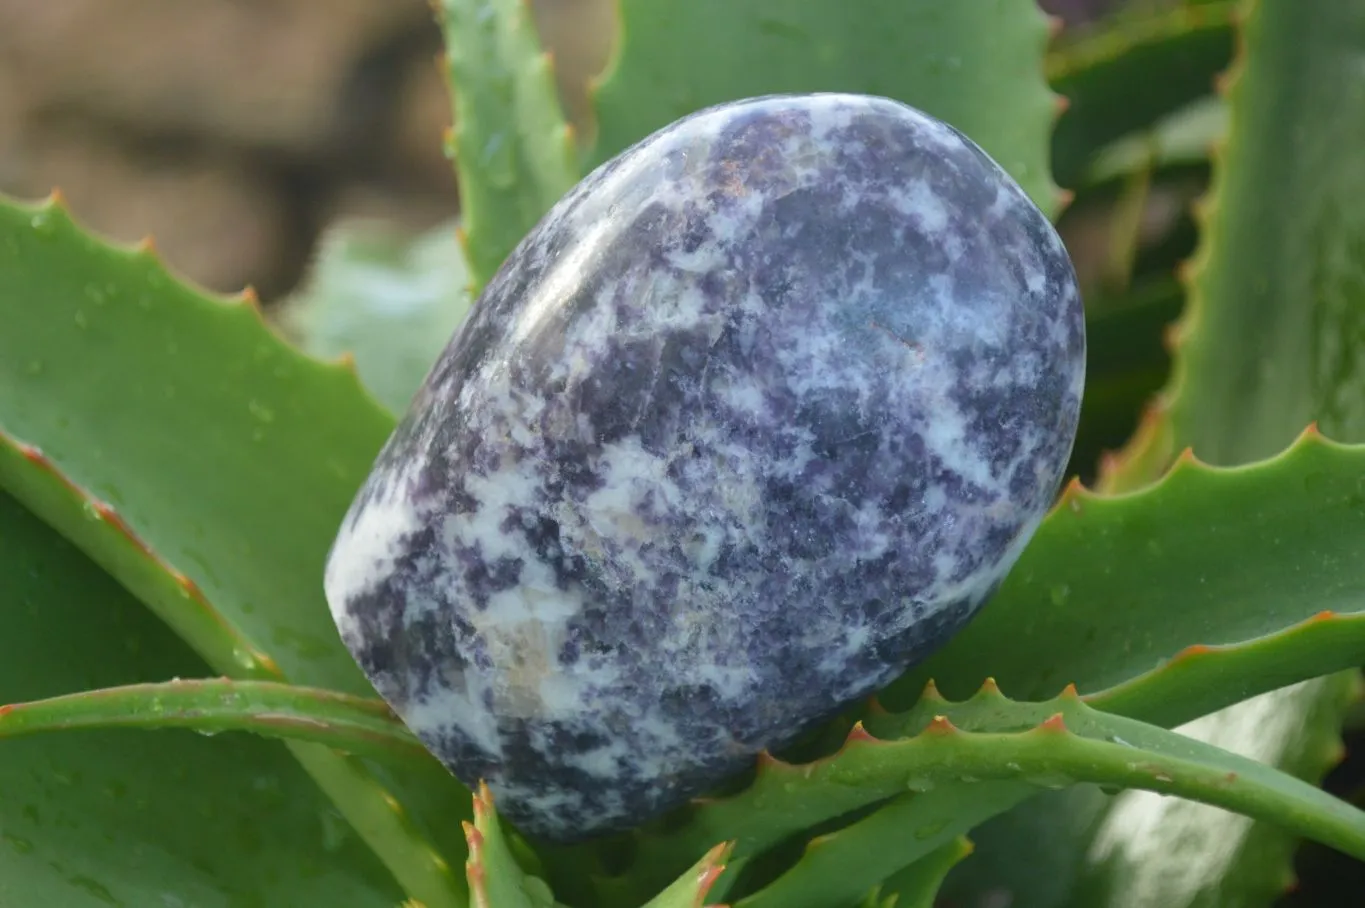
[
  {"left": 1105, "top": 0, "right": 1365, "bottom": 483},
  {"left": 436, "top": 0, "right": 579, "bottom": 292},
  {"left": 280, "top": 219, "right": 474, "bottom": 414},
  {"left": 2, "top": 1, "right": 1364, "bottom": 907},
  {"left": 1048, "top": 0, "right": 1236, "bottom": 188},
  {"left": 591, "top": 0, "right": 1061, "bottom": 214},
  {"left": 0, "top": 490, "right": 403, "bottom": 907},
  {"left": 0, "top": 197, "right": 470, "bottom": 908}
]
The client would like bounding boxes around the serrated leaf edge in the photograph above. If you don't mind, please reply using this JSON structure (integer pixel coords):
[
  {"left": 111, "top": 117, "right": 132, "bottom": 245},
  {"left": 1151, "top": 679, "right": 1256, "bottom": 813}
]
[
  {"left": 0, "top": 677, "right": 434, "bottom": 762},
  {"left": 612, "top": 672, "right": 1365, "bottom": 905},
  {"left": 0, "top": 191, "right": 466, "bottom": 908},
  {"left": 1094, "top": 0, "right": 1253, "bottom": 492}
]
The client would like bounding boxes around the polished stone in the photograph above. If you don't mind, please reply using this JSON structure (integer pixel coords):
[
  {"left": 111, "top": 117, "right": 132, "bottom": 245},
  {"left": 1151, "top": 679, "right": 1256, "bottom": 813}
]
[{"left": 324, "top": 93, "right": 1086, "bottom": 841}]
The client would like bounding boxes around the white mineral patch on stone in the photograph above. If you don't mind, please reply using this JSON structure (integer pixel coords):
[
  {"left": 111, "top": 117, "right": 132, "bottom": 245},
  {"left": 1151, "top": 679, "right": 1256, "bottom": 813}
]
[{"left": 324, "top": 458, "right": 426, "bottom": 636}]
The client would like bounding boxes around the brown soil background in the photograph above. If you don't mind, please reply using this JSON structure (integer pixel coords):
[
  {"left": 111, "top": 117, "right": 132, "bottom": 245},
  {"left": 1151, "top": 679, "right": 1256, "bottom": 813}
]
[{"left": 0, "top": 0, "right": 1116, "bottom": 304}]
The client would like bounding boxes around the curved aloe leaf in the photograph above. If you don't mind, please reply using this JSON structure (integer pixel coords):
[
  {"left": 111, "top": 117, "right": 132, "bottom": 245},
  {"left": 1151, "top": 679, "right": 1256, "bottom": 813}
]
[
  {"left": 0, "top": 193, "right": 389, "bottom": 695},
  {"left": 589, "top": 0, "right": 1061, "bottom": 214},
  {"left": 1078, "top": 675, "right": 1358, "bottom": 907},
  {"left": 0, "top": 194, "right": 470, "bottom": 907},
  {"left": 1084, "top": 96, "right": 1227, "bottom": 186},
  {"left": 0, "top": 678, "right": 429, "bottom": 763},
  {"left": 0, "top": 490, "right": 401, "bottom": 906},
  {"left": 437, "top": 0, "right": 579, "bottom": 291},
  {"left": 641, "top": 842, "right": 735, "bottom": 908},
  {"left": 608, "top": 682, "right": 1365, "bottom": 905},
  {"left": 465, "top": 782, "right": 564, "bottom": 908},
  {"left": 1048, "top": 0, "right": 1236, "bottom": 188},
  {"left": 887, "top": 429, "right": 1365, "bottom": 716},
  {"left": 279, "top": 219, "right": 474, "bottom": 414},
  {"left": 942, "top": 674, "right": 1359, "bottom": 908},
  {"left": 871, "top": 838, "right": 974, "bottom": 908},
  {"left": 737, "top": 824, "right": 970, "bottom": 908},
  {"left": 1102, "top": 0, "right": 1365, "bottom": 488},
  {"left": 1069, "top": 276, "right": 1182, "bottom": 480},
  {"left": 971, "top": 2, "right": 1365, "bottom": 902}
]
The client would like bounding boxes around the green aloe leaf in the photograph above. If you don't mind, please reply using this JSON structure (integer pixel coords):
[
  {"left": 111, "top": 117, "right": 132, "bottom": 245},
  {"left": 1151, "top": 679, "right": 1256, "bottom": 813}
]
[
  {"left": 1084, "top": 95, "right": 1227, "bottom": 187},
  {"left": 1069, "top": 276, "right": 1182, "bottom": 480},
  {"left": 939, "top": 674, "right": 1360, "bottom": 908},
  {"left": 278, "top": 218, "right": 474, "bottom": 414},
  {"left": 608, "top": 681, "right": 1365, "bottom": 906},
  {"left": 1048, "top": 0, "right": 1236, "bottom": 188},
  {"left": 437, "top": 0, "right": 579, "bottom": 292},
  {"left": 589, "top": 0, "right": 1061, "bottom": 214},
  {"left": 464, "top": 783, "right": 563, "bottom": 908},
  {"left": 962, "top": 0, "right": 1365, "bottom": 902},
  {"left": 0, "top": 193, "right": 389, "bottom": 694},
  {"left": 0, "top": 678, "right": 430, "bottom": 763},
  {"left": 0, "top": 490, "right": 401, "bottom": 906},
  {"left": 1102, "top": 0, "right": 1365, "bottom": 487},
  {"left": 0, "top": 194, "right": 470, "bottom": 907},
  {"left": 640, "top": 842, "right": 734, "bottom": 908},
  {"left": 886, "top": 429, "right": 1365, "bottom": 720},
  {"left": 874, "top": 837, "right": 975, "bottom": 908}
]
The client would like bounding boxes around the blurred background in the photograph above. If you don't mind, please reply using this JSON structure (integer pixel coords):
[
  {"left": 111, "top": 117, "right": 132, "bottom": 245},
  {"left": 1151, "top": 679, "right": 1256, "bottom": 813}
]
[{"left": 0, "top": 0, "right": 1124, "bottom": 306}]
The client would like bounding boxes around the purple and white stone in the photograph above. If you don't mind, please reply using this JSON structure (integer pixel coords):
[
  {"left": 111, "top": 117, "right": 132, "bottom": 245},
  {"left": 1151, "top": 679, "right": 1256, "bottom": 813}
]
[{"left": 324, "top": 93, "right": 1085, "bottom": 841}]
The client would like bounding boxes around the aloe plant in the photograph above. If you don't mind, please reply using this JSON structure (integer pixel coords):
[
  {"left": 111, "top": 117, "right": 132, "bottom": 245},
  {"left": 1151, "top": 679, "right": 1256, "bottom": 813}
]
[{"left": 1, "top": 0, "right": 1363, "bottom": 906}]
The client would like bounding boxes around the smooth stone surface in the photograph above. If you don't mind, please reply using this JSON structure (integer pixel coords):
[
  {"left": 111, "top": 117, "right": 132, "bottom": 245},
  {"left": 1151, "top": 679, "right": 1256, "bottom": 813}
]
[{"left": 325, "top": 93, "right": 1086, "bottom": 841}]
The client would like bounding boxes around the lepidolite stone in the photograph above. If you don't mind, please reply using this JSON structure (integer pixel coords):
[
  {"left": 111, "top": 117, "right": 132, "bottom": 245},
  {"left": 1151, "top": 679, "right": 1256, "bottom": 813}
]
[{"left": 324, "top": 93, "right": 1085, "bottom": 841}]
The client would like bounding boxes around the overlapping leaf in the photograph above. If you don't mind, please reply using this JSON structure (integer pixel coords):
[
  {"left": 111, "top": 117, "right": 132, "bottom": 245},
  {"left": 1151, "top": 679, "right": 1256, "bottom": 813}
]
[
  {"left": 436, "top": 0, "right": 579, "bottom": 291},
  {"left": 0, "top": 678, "right": 429, "bottom": 763},
  {"left": 600, "top": 681, "right": 1365, "bottom": 906},
  {"left": 279, "top": 218, "right": 473, "bottom": 414},
  {"left": 885, "top": 429, "right": 1365, "bottom": 718},
  {"left": 1103, "top": 0, "right": 1365, "bottom": 486},
  {"left": 0, "top": 490, "right": 401, "bottom": 906},
  {"left": 953, "top": 0, "right": 1365, "bottom": 903},
  {"left": 589, "top": 0, "right": 1061, "bottom": 214},
  {"left": 0, "top": 194, "right": 471, "bottom": 907},
  {"left": 1048, "top": 0, "right": 1235, "bottom": 188}
]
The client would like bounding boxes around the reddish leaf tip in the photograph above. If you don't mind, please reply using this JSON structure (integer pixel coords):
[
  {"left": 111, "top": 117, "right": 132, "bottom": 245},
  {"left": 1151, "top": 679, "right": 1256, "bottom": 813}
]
[
  {"left": 1038, "top": 713, "right": 1068, "bottom": 734},
  {"left": 1053, "top": 476, "right": 1089, "bottom": 515},
  {"left": 0, "top": 704, "right": 13, "bottom": 719},
  {"left": 135, "top": 235, "right": 159, "bottom": 256},
  {"left": 472, "top": 779, "right": 495, "bottom": 818},
  {"left": 925, "top": 715, "right": 957, "bottom": 735},
  {"left": 864, "top": 694, "right": 890, "bottom": 715},
  {"left": 844, "top": 721, "right": 877, "bottom": 745},
  {"left": 695, "top": 841, "right": 735, "bottom": 906},
  {"left": 1059, "top": 682, "right": 1080, "bottom": 699},
  {"left": 1174, "top": 446, "right": 1202, "bottom": 467},
  {"left": 920, "top": 678, "right": 945, "bottom": 702},
  {"left": 979, "top": 677, "right": 1002, "bottom": 696},
  {"left": 46, "top": 187, "right": 69, "bottom": 208}
]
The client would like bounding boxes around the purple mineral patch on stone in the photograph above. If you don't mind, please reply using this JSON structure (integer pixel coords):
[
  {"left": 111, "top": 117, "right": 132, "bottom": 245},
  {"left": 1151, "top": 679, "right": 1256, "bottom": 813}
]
[{"left": 324, "top": 93, "right": 1085, "bottom": 841}]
